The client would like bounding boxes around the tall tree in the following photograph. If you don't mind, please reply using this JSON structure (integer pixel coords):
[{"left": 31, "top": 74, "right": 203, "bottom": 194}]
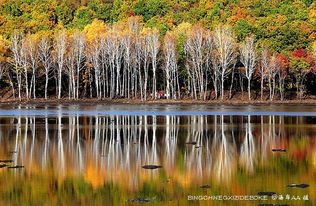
[
  {"left": 185, "top": 26, "right": 210, "bottom": 100},
  {"left": 240, "top": 36, "right": 257, "bottom": 100},
  {"left": 24, "top": 34, "right": 39, "bottom": 99},
  {"left": 145, "top": 28, "right": 159, "bottom": 99},
  {"left": 20, "top": 39, "right": 29, "bottom": 99},
  {"left": 260, "top": 47, "right": 270, "bottom": 100},
  {"left": 38, "top": 37, "right": 53, "bottom": 99},
  {"left": 213, "top": 25, "right": 237, "bottom": 100},
  {"left": 10, "top": 32, "right": 23, "bottom": 100},
  {"left": 87, "top": 37, "right": 102, "bottom": 99},
  {"left": 164, "top": 32, "right": 179, "bottom": 99},
  {"left": 121, "top": 31, "right": 133, "bottom": 99},
  {"left": 267, "top": 54, "right": 278, "bottom": 101},
  {"left": 73, "top": 32, "right": 86, "bottom": 99},
  {"left": 54, "top": 31, "right": 67, "bottom": 99}
]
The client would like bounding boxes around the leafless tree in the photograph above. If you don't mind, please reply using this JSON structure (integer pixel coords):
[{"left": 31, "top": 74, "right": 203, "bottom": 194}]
[
  {"left": 141, "top": 33, "right": 150, "bottom": 100},
  {"left": 260, "top": 47, "right": 270, "bottom": 100},
  {"left": 146, "top": 29, "right": 159, "bottom": 99},
  {"left": 38, "top": 37, "right": 53, "bottom": 99},
  {"left": 268, "top": 55, "right": 278, "bottom": 101},
  {"left": 24, "top": 35, "right": 39, "bottom": 99},
  {"left": 240, "top": 36, "right": 257, "bottom": 100},
  {"left": 87, "top": 38, "right": 102, "bottom": 99},
  {"left": 122, "top": 32, "right": 133, "bottom": 99},
  {"left": 20, "top": 40, "right": 30, "bottom": 99},
  {"left": 11, "top": 32, "right": 23, "bottom": 100},
  {"left": 54, "top": 31, "right": 66, "bottom": 99},
  {"left": 213, "top": 25, "right": 237, "bottom": 100},
  {"left": 185, "top": 26, "right": 209, "bottom": 100},
  {"left": 73, "top": 32, "right": 86, "bottom": 99},
  {"left": 164, "top": 33, "right": 179, "bottom": 99}
]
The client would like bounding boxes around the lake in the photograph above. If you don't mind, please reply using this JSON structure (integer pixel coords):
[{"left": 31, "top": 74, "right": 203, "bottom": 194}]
[{"left": 0, "top": 104, "right": 315, "bottom": 205}]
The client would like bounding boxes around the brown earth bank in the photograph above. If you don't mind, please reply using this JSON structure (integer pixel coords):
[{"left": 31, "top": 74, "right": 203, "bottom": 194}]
[{"left": 1, "top": 93, "right": 316, "bottom": 106}]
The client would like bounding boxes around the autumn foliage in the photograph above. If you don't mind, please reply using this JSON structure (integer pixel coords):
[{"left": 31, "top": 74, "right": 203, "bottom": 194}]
[{"left": 0, "top": 0, "right": 315, "bottom": 101}]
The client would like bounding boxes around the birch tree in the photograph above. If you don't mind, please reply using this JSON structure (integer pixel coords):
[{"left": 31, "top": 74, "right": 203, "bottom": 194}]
[
  {"left": 122, "top": 32, "right": 133, "bottom": 99},
  {"left": 204, "top": 31, "right": 214, "bottom": 100},
  {"left": 268, "top": 55, "right": 278, "bottom": 101},
  {"left": 24, "top": 35, "right": 39, "bottom": 99},
  {"left": 73, "top": 32, "right": 86, "bottom": 99},
  {"left": 260, "top": 47, "right": 270, "bottom": 100},
  {"left": 185, "top": 26, "right": 207, "bottom": 100},
  {"left": 164, "top": 33, "right": 179, "bottom": 99},
  {"left": 141, "top": 32, "right": 150, "bottom": 100},
  {"left": 240, "top": 36, "right": 257, "bottom": 100},
  {"left": 100, "top": 35, "right": 110, "bottom": 98},
  {"left": 146, "top": 29, "right": 159, "bottom": 99},
  {"left": 134, "top": 35, "right": 144, "bottom": 99},
  {"left": 86, "top": 37, "right": 101, "bottom": 98},
  {"left": 65, "top": 39, "right": 76, "bottom": 99},
  {"left": 54, "top": 31, "right": 66, "bottom": 99},
  {"left": 11, "top": 32, "right": 23, "bottom": 100},
  {"left": 213, "top": 25, "right": 237, "bottom": 99},
  {"left": 113, "top": 32, "right": 123, "bottom": 98},
  {"left": 276, "top": 55, "right": 288, "bottom": 101},
  {"left": 105, "top": 33, "right": 116, "bottom": 98},
  {"left": 20, "top": 40, "right": 30, "bottom": 99},
  {"left": 38, "top": 37, "right": 53, "bottom": 99}
]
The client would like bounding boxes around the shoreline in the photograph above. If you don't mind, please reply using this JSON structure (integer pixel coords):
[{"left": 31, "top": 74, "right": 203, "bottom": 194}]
[{"left": 1, "top": 97, "right": 316, "bottom": 106}]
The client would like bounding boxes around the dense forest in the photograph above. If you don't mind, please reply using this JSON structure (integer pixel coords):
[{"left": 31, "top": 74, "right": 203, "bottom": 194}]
[{"left": 0, "top": 0, "right": 316, "bottom": 101}]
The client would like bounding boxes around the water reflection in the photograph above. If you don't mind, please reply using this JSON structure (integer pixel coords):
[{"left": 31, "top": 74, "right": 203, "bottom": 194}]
[
  {"left": 240, "top": 115, "right": 255, "bottom": 173},
  {"left": 0, "top": 113, "right": 315, "bottom": 205}
]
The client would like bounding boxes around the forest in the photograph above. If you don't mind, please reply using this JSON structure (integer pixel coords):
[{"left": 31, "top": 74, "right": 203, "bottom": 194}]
[{"left": 0, "top": 0, "right": 316, "bottom": 101}]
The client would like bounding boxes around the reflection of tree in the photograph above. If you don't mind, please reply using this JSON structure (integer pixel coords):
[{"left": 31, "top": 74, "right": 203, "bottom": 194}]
[
  {"left": 212, "top": 115, "right": 237, "bottom": 184},
  {"left": 13, "top": 114, "right": 21, "bottom": 166},
  {"left": 184, "top": 115, "right": 207, "bottom": 178},
  {"left": 57, "top": 114, "right": 65, "bottom": 176},
  {"left": 21, "top": 116, "right": 28, "bottom": 166},
  {"left": 260, "top": 115, "right": 268, "bottom": 164},
  {"left": 239, "top": 115, "right": 255, "bottom": 173},
  {"left": 76, "top": 115, "right": 83, "bottom": 173},
  {"left": 164, "top": 115, "right": 178, "bottom": 170},
  {"left": 42, "top": 116, "right": 49, "bottom": 169},
  {"left": 29, "top": 116, "right": 36, "bottom": 166}
]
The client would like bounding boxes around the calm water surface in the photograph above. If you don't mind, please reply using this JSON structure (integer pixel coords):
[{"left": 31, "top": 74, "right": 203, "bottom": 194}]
[{"left": 0, "top": 104, "right": 315, "bottom": 206}]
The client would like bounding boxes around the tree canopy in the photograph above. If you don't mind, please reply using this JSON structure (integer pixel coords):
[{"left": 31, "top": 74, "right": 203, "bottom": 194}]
[{"left": 0, "top": 0, "right": 314, "bottom": 52}]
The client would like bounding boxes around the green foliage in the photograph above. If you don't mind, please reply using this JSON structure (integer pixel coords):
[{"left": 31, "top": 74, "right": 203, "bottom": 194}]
[
  {"left": 55, "top": 1, "right": 76, "bottom": 25},
  {"left": 146, "top": 17, "right": 171, "bottom": 36},
  {"left": 303, "top": 0, "right": 313, "bottom": 6},
  {"left": 290, "top": 58, "right": 309, "bottom": 73},
  {"left": 134, "top": 0, "right": 170, "bottom": 21},
  {"left": 90, "top": 3, "right": 113, "bottom": 23},
  {"left": 209, "top": 1, "right": 223, "bottom": 19},
  {"left": 2, "top": 3, "right": 22, "bottom": 17},
  {"left": 176, "top": 34, "right": 187, "bottom": 61},
  {"left": 233, "top": 19, "right": 256, "bottom": 42},
  {"left": 71, "top": 7, "right": 95, "bottom": 30},
  {"left": 188, "top": 6, "right": 207, "bottom": 21},
  {"left": 111, "top": 0, "right": 123, "bottom": 22}
]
